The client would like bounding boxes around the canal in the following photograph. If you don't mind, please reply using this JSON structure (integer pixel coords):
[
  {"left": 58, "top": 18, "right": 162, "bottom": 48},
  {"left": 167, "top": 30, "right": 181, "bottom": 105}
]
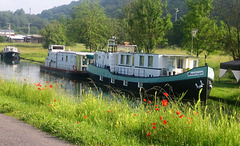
[
  {"left": 0, "top": 58, "right": 134, "bottom": 99},
  {"left": 0, "top": 59, "right": 96, "bottom": 97}
]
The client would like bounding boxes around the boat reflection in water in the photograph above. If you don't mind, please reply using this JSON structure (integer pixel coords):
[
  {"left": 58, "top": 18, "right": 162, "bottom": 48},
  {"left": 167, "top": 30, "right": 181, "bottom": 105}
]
[{"left": 1, "top": 58, "right": 20, "bottom": 65}]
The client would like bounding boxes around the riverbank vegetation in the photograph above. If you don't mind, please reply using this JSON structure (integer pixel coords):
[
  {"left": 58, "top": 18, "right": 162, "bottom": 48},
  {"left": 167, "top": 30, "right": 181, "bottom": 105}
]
[{"left": 0, "top": 78, "right": 239, "bottom": 145}]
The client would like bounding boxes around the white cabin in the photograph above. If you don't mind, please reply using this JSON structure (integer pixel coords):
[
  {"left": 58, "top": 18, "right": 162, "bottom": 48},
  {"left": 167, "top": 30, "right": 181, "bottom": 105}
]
[
  {"left": 94, "top": 51, "right": 199, "bottom": 77},
  {"left": 45, "top": 45, "right": 93, "bottom": 71}
]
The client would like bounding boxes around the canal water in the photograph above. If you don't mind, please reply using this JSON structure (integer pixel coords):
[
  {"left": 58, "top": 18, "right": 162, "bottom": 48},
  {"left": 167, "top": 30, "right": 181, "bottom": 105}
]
[
  {"left": 0, "top": 59, "right": 95, "bottom": 97},
  {"left": 0, "top": 58, "right": 134, "bottom": 99}
]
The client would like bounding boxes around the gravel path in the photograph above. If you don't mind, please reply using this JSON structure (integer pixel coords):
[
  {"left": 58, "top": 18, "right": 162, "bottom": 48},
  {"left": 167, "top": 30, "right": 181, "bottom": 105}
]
[{"left": 0, "top": 114, "right": 74, "bottom": 146}]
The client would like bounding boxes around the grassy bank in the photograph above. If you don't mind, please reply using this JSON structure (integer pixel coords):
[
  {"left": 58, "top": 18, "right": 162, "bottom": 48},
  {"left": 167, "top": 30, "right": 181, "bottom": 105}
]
[{"left": 0, "top": 78, "right": 240, "bottom": 145}]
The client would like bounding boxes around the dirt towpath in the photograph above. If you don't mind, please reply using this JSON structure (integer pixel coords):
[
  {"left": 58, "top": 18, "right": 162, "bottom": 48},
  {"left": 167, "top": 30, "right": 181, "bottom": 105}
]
[{"left": 0, "top": 114, "right": 74, "bottom": 146}]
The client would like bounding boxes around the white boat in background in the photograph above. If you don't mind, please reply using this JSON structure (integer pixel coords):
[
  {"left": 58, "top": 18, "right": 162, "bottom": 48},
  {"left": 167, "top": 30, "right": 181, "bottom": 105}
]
[
  {"left": 40, "top": 45, "right": 94, "bottom": 79},
  {"left": 1, "top": 46, "right": 20, "bottom": 60},
  {"left": 87, "top": 37, "right": 214, "bottom": 101}
]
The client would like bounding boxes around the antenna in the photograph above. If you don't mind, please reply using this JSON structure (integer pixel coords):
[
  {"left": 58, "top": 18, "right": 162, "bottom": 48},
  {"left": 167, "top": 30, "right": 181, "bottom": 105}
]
[
  {"left": 29, "top": 8, "right": 31, "bottom": 15},
  {"left": 175, "top": 8, "right": 179, "bottom": 22},
  {"left": 27, "top": 23, "right": 31, "bottom": 35},
  {"left": 7, "top": 23, "right": 11, "bottom": 42}
]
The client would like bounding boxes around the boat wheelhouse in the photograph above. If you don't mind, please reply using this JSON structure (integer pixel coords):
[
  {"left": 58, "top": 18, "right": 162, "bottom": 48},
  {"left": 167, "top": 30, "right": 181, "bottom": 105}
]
[
  {"left": 87, "top": 37, "right": 214, "bottom": 101},
  {"left": 40, "top": 45, "right": 94, "bottom": 79},
  {"left": 1, "top": 46, "right": 20, "bottom": 60}
]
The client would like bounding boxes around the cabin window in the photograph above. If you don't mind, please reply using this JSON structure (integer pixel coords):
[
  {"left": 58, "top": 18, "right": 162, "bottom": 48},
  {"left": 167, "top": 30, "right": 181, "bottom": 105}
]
[
  {"left": 138, "top": 82, "right": 143, "bottom": 88},
  {"left": 111, "top": 78, "right": 115, "bottom": 84},
  {"left": 193, "top": 60, "right": 197, "bottom": 68},
  {"left": 121, "top": 55, "right": 125, "bottom": 64},
  {"left": 140, "top": 56, "right": 144, "bottom": 66},
  {"left": 126, "top": 55, "right": 131, "bottom": 65},
  {"left": 66, "top": 56, "right": 68, "bottom": 62},
  {"left": 148, "top": 56, "right": 153, "bottom": 67},
  {"left": 99, "top": 76, "right": 103, "bottom": 81},
  {"left": 132, "top": 56, "right": 135, "bottom": 66},
  {"left": 123, "top": 80, "right": 128, "bottom": 86},
  {"left": 177, "top": 59, "right": 183, "bottom": 69}
]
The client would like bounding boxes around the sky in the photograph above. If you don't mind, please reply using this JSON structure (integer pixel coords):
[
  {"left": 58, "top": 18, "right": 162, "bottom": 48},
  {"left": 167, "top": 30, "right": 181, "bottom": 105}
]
[{"left": 0, "top": 0, "right": 78, "bottom": 15}]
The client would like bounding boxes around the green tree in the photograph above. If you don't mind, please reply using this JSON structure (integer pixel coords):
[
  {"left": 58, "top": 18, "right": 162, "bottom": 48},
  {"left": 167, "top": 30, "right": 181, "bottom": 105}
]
[
  {"left": 181, "top": 0, "right": 218, "bottom": 57},
  {"left": 40, "top": 20, "right": 67, "bottom": 48},
  {"left": 69, "top": 0, "right": 109, "bottom": 52},
  {"left": 216, "top": 0, "right": 240, "bottom": 60},
  {"left": 125, "top": 0, "right": 172, "bottom": 53},
  {"left": 0, "top": 36, "right": 6, "bottom": 42}
]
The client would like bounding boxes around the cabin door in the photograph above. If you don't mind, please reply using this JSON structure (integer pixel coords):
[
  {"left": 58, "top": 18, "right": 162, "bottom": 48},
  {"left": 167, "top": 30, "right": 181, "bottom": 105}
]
[{"left": 76, "top": 55, "right": 82, "bottom": 71}]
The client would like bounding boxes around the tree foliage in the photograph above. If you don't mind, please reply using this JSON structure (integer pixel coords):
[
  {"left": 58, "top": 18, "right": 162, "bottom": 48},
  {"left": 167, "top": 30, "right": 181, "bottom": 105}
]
[
  {"left": 40, "top": 20, "right": 67, "bottom": 48},
  {"left": 216, "top": 0, "right": 240, "bottom": 60},
  {"left": 181, "top": 0, "right": 218, "bottom": 57},
  {"left": 69, "top": 0, "right": 110, "bottom": 52},
  {"left": 125, "top": 0, "right": 172, "bottom": 53}
]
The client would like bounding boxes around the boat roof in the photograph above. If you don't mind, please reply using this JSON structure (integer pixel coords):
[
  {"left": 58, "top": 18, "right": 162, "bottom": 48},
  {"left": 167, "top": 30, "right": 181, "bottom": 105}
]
[{"left": 58, "top": 51, "right": 94, "bottom": 55}]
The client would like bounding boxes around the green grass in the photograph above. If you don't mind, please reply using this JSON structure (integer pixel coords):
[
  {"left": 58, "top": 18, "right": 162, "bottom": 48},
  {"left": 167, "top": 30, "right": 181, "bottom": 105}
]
[{"left": 0, "top": 78, "right": 240, "bottom": 145}]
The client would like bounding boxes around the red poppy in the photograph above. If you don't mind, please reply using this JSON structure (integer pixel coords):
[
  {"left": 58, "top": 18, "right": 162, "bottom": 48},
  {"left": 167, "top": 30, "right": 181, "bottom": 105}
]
[
  {"left": 194, "top": 112, "right": 198, "bottom": 115},
  {"left": 176, "top": 111, "right": 180, "bottom": 115},
  {"left": 164, "top": 92, "right": 169, "bottom": 97},
  {"left": 144, "top": 99, "right": 147, "bottom": 102},
  {"left": 147, "top": 132, "right": 151, "bottom": 137},
  {"left": 153, "top": 122, "right": 156, "bottom": 125},
  {"left": 160, "top": 116, "right": 163, "bottom": 120},
  {"left": 77, "top": 121, "right": 80, "bottom": 124},
  {"left": 179, "top": 115, "right": 184, "bottom": 118},
  {"left": 107, "top": 110, "right": 111, "bottom": 113},
  {"left": 155, "top": 108, "right": 159, "bottom": 111},
  {"left": 147, "top": 111, "right": 150, "bottom": 114},
  {"left": 148, "top": 101, "right": 151, "bottom": 104},
  {"left": 24, "top": 79, "right": 26, "bottom": 81},
  {"left": 134, "top": 114, "right": 136, "bottom": 116},
  {"left": 48, "top": 104, "right": 51, "bottom": 106},
  {"left": 155, "top": 105, "right": 158, "bottom": 107},
  {"left": 49, "top": 85, "right": 53, "bottom": 88},
  {"left": 47, "top": 81, "right": 49, "bottom": 84},
  {"left": 162, "top": 99, "right": 168, "bottom": 107},
  {"left": 187, "top": 117, "right": 191, "bottom": 120},
  {"left": 38, "top": 87, "right": 41, "bottom": 90},
  {"left": 84, "top": 116, "right": 87, "bottom": 119},
  {"left": 153, "top": 126, "right": 156, "bottom": 129},
  {"left": 54, "top": 99, "right": 56, "bottom": 102},
  {"left": 163, "top": 120, "right": 167, "bottom": 125}
]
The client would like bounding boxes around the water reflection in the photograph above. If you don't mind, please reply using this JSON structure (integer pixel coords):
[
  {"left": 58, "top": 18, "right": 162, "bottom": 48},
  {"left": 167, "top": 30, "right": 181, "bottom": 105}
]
[{"left": 0, "top": 59, "right": 91, "bottom": 97}]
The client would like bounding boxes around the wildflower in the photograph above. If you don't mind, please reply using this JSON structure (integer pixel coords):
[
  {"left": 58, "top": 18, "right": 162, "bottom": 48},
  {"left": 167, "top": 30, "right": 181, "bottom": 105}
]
[
  {"left": 107, "top": 110, "right": 111, "bottom": 113},
  {"left": 144, "top": 99, "right": 147, "bottom": 102},
  {"left": 24, "top": 79, "right": 26, "bottom": 81},
  {"left": 49, "top": 85, "right": 53, "bottom": 88},
  {"left": 176, "top": 111, "right": 180, "bottom": 115},
  {"left": 134, "top": 114, "right": 136, "bottom": 116},
  {"left": 153, "top": 126, "right": 156, "bottom": 129},
  {"left": 163, "top": 120, "right": 167, "bottom": 125},
  {"left": 155, "top": 105, "right": 158, "bottom": 107},
  {"left": 194, "top": 112, "right": 198, "bottom": 115},
  {"left": 187, "top": 117, "right": 191, "bottom": 120},
  {"left": 153, "top": 122, "right": 156, "bottom": 125},
  {"left": 84, "top": 116, "right": 87, "bottom": 119},
  {"left": 164, "top": 92, "right": 169, "bottom": 97},
  {"left": 48, "top": 104, "right": 51, "bottom": 106},
  {"left": 155, "top": 108, "right": 159, "bottom": 111},
  {"left": 47, "top": 81, "right": 49, "bottom": 84},
  {"left": 148, "top": 100, "right": 151, "bottom": 104},
  {"left": 77, "top": 121, "right": 80, "bottom": 124},
  {"left": 160, "top": 116, "right": 163, "bottom": 120},
  {"left": 162, "top": 99, "right": 168, "bottom": 107},
  {"left": 38, "top": 87, "right": 41, "bottom": 90},
  {"left": 54, "top": 99, "right": 56, "bottom": 102},
  {"left": 179, "top": 115, "right": 184, "bottom": 118},
  {"left": 147, "top": 132, "right": 151, "bottom": 137},
  {"left": 147, "top": 111, "right": 150, "bottom": 114}
]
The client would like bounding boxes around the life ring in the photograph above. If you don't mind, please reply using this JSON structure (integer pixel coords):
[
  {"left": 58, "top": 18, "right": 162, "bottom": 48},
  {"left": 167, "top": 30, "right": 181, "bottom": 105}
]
[{"left": 73, "top": 65, "right": 77, "bottom": 71}]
